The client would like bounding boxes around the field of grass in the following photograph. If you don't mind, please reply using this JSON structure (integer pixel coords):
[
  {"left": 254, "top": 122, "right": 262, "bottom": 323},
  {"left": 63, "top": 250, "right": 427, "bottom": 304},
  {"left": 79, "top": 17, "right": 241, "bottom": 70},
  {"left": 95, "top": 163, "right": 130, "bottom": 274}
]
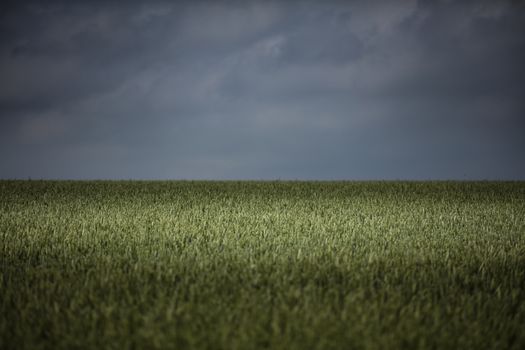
[{"left": 1, "top": 180, "right": 524, "bottom": 349}]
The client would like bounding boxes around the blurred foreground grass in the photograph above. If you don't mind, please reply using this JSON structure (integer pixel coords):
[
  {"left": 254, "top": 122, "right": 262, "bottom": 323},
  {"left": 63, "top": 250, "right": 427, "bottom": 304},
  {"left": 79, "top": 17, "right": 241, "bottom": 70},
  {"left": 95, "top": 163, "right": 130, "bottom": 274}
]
[{"left": 1, "top": 180, "right": 524, "bottom": 349}]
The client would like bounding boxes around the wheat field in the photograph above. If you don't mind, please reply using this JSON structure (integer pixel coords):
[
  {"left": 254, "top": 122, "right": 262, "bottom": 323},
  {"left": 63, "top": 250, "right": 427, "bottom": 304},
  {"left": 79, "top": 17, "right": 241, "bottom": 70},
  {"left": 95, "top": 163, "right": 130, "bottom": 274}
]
[{"left": 1, "top": 180, "right": 524, "bottom": 349}]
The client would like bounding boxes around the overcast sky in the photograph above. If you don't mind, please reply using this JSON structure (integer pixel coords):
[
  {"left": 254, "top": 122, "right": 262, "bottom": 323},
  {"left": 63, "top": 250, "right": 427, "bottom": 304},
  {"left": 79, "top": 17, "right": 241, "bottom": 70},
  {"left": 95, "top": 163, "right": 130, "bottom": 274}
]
[{"left": 1, "top": 0, "right": 524, "bottom": 180}]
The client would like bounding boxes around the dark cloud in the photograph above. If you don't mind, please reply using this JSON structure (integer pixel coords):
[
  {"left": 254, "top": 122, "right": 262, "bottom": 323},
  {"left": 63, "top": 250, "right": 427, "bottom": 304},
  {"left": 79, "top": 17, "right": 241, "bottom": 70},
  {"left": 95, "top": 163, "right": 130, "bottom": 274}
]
[{"left": 1, "top": 0, "right": 524, "bottom": 179}]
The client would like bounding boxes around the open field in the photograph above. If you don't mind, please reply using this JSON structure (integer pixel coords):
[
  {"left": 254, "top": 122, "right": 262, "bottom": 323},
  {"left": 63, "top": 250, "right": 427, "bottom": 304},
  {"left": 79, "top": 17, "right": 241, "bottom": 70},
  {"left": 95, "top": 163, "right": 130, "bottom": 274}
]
[{"left": 1, "top": 180, "right": 525, "bottom": 349}]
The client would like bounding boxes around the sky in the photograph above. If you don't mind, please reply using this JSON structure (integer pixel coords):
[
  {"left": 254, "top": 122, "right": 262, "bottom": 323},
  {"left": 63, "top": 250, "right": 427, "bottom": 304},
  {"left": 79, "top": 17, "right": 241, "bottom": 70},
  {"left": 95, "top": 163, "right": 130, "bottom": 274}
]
[{"left": 0, "top": 0, "right": 524, "bottom": 180}]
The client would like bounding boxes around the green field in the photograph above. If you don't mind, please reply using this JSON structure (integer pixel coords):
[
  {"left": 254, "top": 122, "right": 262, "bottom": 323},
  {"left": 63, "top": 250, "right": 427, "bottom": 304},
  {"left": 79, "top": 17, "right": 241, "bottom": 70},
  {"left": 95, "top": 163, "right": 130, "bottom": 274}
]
[{"left": 1, "top": 181, "right": 524, "bottom": 349}]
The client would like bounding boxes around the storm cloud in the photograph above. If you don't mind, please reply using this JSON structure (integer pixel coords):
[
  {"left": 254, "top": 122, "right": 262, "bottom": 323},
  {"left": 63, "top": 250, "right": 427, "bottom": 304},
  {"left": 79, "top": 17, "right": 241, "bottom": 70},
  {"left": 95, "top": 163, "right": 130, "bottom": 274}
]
[{"left": 1, "top": 0, "right": 524, "bottom": 179}]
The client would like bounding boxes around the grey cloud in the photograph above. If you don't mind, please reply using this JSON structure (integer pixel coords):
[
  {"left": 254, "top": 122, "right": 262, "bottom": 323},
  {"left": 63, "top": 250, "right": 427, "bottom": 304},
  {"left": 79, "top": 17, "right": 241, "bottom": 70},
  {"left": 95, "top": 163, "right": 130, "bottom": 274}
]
[
  {"left": 1, "top": 0, "right": 524, "bottom": 180},
  {"left": 274, "top": 13, "right": 364, "bottom": 65},
  {"left": 395, "top": 0, "right": 525, "bottom": 96}
]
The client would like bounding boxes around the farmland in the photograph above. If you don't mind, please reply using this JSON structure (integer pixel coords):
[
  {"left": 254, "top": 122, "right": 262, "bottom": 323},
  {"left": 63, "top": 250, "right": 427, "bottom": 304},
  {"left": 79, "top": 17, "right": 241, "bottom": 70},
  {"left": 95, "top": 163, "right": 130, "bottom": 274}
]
[{"left": 1, "top": 180, "right": 524, "bottom": 349}]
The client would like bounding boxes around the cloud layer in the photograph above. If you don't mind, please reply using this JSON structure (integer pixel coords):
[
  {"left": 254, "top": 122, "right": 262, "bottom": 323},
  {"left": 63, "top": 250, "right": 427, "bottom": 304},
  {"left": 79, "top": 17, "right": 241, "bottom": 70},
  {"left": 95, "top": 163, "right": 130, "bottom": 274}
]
[{"left": 1, "top": 0, "right": 524, "bottom": 179}]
